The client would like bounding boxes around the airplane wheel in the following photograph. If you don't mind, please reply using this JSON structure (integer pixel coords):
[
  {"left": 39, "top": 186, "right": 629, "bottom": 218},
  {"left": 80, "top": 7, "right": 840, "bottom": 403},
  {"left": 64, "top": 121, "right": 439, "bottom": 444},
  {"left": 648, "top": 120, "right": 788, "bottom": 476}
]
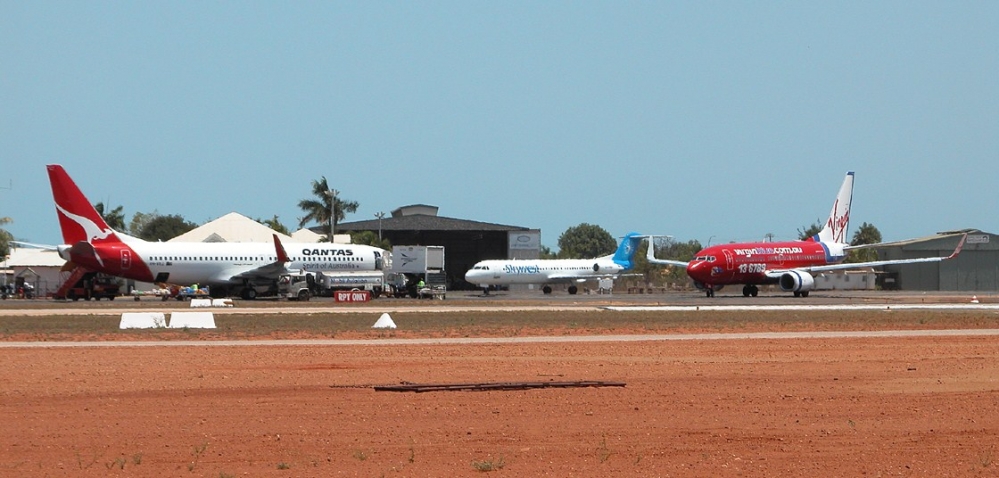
[
  {"left": 793, "top": 291, "right": 801, "bottom": 298},
  {"left": 751, "top": 286, "right": 759, "bottom": 297},
  {"left": 242, "top": 288, "right": 257, "bottom": 300},
  {"left": 801, "top": 291, "right": 809, "bottom": 297},
  {"left": 742, "top": 285, "right": 751, "bottom": 297},
  {"left": 542, "top": 286, "right": 552, "bottom": 294},
  {"left": 568, "top": 286, "right": 578, "bottom": 295}
]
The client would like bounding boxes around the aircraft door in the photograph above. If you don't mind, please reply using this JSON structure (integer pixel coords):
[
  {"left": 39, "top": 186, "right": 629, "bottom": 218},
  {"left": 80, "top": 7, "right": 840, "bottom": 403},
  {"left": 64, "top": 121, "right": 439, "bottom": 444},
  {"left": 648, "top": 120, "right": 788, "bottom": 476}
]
[
  {"left": 120, "top": 249, "right": 132, "bottom": 270},
  {"left": 724, "top": 250, "right": 735, "bottom": 271}
]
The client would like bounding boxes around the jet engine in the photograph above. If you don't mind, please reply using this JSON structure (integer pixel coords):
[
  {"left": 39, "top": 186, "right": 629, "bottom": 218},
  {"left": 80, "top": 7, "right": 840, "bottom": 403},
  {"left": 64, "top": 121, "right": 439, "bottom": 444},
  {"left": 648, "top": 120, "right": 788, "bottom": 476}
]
[
  {"left": 592, "top": 263, "right": 600, "bottom": 272},
  {"left": 778, "top": 270, "right": 815, "bottom": 293}
]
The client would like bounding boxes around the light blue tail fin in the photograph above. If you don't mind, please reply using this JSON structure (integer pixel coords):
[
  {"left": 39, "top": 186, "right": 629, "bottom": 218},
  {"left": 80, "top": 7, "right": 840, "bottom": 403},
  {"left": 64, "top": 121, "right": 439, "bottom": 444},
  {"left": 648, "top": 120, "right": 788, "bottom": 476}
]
[{"left": 612, "top": 232, "right": 644, "bottom": 269}]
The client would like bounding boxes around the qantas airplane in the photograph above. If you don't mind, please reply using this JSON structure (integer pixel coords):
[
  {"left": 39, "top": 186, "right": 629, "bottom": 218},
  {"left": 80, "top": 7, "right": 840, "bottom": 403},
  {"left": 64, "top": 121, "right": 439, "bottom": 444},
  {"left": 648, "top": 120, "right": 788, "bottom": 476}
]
[
  {"left": 464, "top": 233, "right": 644, "bottom": 294},
  {"left": 646, "top": 172, "right": 966, "bottom": 297},
  {"left": 46, "top": 164, "right": 386, "bottom": 299}
]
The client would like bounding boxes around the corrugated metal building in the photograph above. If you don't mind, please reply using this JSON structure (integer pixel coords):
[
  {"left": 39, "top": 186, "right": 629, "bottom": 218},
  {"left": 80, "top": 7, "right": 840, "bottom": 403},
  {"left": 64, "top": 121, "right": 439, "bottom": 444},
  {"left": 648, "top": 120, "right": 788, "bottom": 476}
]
[{"left": 874, "top": 230, "right": 996, "bottom": 291}]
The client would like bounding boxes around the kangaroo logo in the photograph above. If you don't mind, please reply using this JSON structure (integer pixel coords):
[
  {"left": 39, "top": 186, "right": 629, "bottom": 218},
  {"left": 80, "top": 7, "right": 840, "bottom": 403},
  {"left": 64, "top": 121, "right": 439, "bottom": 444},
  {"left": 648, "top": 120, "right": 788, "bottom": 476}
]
[
  {"left": 55, "top": 204, "right": 113, "bottom": 268},
  {"left": 56, "top": 204, "right": 114, "bottom": 243}
]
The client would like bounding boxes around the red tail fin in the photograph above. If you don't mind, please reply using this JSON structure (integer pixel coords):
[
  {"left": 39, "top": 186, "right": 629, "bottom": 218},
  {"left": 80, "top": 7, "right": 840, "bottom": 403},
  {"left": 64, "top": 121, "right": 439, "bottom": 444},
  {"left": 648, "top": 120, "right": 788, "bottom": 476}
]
[{"left": 47, "top": 165, "right": 120, "bottom": 245}]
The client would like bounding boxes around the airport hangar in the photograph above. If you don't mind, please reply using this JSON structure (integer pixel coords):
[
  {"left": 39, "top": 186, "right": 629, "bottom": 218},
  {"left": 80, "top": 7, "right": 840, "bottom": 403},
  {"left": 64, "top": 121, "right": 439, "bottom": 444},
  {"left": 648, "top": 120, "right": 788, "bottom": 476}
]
[
  {"left": 336, "top": 205, "right": 540, "bottom": 290},
  {"left": 873, "top": 229, "right": 999, "bottom": 291}
]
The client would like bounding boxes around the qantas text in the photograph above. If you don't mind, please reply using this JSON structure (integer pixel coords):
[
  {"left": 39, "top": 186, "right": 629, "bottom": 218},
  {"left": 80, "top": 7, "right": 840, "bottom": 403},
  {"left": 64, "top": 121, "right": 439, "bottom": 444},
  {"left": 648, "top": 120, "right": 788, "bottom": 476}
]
[{"left": 302, "top": 248, "right": 354, "bottom": 256}]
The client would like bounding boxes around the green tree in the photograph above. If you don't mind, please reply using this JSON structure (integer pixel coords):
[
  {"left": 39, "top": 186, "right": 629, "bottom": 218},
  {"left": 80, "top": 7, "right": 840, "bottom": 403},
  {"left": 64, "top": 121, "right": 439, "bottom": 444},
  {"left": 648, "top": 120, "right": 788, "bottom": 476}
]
[
  {"left": 797, "top": 220, "right": 823, "bottom": 240},
  {"left": 847, "top": 222, "right": 883, "bottom": 263},
  {"left": 128, "top": 211, "right": 158, "bottom": 237},
  {"left": 95, "top": 202, "right": 127, "bottom": 232},
  {"left": 539, "top": 244, "right": 557, "bottom": 259},
  {"left": 557, "top": 224, "right": 616, "bottom": 259},
  {"left": 257, "top": 215, "right": 290, "bottom": 235},
  {"left": 648, "top": 237, "right": 703, "bottom": 287},
  {"left": 350, "top": 230, "right": 391, "bottom": 250},
  {"left": 297, "top": 177, "right": 359, "bottom": 242},
  {"left": 0, "top": 216, "right": 12, "bottom": 257},
  {"left": 137, "top": 214, "right": 196, "bottom": 242}
]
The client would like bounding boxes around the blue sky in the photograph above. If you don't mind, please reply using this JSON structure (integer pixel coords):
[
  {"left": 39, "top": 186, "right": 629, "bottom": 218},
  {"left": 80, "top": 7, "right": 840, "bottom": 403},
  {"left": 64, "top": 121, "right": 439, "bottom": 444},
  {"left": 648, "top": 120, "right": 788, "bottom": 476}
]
[{"left": 3, "top": 1, "right": 997, "bottom": 248}]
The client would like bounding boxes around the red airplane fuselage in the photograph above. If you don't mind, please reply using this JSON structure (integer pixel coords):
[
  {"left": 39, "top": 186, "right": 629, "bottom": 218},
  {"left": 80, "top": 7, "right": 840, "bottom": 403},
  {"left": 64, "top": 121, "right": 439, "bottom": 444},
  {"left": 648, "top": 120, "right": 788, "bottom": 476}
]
[{"left": 686, "top": 240, "right": 837, "bottom": 287}]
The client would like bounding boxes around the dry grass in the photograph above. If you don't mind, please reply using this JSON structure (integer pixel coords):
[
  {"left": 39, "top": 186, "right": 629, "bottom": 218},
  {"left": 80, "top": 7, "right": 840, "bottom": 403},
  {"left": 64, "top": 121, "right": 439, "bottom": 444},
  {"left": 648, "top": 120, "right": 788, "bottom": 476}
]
[{"left": 1, "top": 309, "right": 997, "bottom": 341}]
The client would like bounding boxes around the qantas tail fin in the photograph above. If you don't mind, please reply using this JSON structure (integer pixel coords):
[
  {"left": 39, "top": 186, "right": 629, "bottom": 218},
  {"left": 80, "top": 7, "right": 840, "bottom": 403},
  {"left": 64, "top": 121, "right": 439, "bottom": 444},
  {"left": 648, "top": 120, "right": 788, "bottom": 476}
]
[
  {"left": 46, "top": 165, "right": 122, "bottom": 245},
  {"left": 611, "top": 232, "right": 645, "bottom": 269},
  {"left": 814, "top": 171, "right": 854, "bottom": 244}
]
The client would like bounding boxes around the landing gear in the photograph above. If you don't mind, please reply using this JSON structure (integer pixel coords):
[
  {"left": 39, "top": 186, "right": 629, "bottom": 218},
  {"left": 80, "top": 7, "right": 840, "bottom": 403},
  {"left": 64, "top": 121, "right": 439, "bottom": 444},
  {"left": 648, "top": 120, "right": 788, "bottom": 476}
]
[
  {"left": 792, "top": 291, "right": 810, "bottom": 298},
  {"left": 241, "top": 287, "right": 257, "bottom": 300},
  {"left": 568, "top": 285, "right": 578, "bottom": 295},
  {"left": 542, "top": 286, "right": 552, "bottom": 295},
  {"left": 742, "top": 285, "right": 759, "bottom": 297},
  {"left": 705, "top": 288, "right": 715, "bottom": 297}
]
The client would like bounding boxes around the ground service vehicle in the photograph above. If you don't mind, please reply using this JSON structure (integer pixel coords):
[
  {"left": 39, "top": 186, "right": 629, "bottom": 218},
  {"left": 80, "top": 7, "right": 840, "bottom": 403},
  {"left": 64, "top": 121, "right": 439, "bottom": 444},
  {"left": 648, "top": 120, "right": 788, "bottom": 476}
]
[
  {"left": 277, "top": 271, "right": 385, "bottom": 301},
  {"left": 58, "top": 272, "right": 121, "bottom": 301},
  {"left": 389, "top": 245, "right": 446, "bottom": 299}
]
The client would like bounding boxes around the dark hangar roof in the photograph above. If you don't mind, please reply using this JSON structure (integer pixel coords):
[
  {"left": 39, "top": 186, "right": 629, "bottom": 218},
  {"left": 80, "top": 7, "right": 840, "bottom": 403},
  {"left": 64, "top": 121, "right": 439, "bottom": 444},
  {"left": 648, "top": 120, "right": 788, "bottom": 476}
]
[{"left": 338, "top": 214, "right": 531, "bottom": 233}]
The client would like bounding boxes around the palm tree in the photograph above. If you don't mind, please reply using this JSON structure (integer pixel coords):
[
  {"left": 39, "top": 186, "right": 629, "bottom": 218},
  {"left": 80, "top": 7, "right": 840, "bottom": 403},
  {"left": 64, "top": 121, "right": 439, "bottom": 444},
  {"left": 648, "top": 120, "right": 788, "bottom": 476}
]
[
  {"left": 95, "top": 202, "right": 127, "bottom": 232},
  {"left": 258, "top": 215, "right": 290, "bottom": 235},
  {"left": 847, "top": 222, "right": 883, "bottom": 263},
  {"left": 297, "top": 176, "right": 359, "bottom": 242}
]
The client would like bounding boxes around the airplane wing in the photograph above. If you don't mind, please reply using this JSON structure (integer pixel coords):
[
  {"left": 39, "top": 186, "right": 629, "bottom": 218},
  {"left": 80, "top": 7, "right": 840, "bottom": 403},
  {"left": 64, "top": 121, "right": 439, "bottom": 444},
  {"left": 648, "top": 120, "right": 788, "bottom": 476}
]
[
  {"left": 10, "top": 241, "right": 59, "bottom": 251},
  {"left": 768, "top": 233, "right": 967, "bottom": 276},
  {"left": 228, "top": 234, "right": 293, "bottom": 282}
]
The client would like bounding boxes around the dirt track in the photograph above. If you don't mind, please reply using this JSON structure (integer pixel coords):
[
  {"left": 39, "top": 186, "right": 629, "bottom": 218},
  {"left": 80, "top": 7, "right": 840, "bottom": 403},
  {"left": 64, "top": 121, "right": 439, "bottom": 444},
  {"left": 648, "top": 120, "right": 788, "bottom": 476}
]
[{"left": 3, "top": 330, "right": 999, "bottom": 477}]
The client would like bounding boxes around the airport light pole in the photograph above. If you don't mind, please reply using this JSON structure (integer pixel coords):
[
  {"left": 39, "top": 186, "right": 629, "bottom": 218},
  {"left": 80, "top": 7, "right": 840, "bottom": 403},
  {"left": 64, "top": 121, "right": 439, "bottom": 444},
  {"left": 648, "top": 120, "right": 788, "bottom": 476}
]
[{"left": 374, "top": 212, "right": 385, "bottom": 241}]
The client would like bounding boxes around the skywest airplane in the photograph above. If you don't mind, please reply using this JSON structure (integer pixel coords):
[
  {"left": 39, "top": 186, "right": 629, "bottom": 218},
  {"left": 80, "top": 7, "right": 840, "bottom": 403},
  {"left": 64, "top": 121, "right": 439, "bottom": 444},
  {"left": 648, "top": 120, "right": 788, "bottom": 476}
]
[
  {"left": 647, "top": 172, "right": 966, "bottom": 297},
  {"left": 464, "top": 233, "right": 644, "bottom": 294},
  {"left": 47, "top": 164, "right": 386, "bottom": 299}
]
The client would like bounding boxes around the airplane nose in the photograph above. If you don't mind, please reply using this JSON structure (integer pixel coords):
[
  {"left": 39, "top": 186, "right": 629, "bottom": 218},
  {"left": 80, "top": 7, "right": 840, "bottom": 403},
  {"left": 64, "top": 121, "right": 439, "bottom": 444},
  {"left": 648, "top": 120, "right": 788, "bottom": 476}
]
[{"left": 686, "top": 261, "right": 707, "bottom": 280}]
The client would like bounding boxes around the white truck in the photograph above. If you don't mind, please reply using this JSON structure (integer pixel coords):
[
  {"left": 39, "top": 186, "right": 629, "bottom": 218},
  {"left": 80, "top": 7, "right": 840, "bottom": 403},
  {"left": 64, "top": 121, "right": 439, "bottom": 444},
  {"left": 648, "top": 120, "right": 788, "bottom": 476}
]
[
  {"left": 277, "top": 270, "right": 385, "bottom": 301},
  {"left": 388, "top": 245, "right": 446, "bottom": 299}
]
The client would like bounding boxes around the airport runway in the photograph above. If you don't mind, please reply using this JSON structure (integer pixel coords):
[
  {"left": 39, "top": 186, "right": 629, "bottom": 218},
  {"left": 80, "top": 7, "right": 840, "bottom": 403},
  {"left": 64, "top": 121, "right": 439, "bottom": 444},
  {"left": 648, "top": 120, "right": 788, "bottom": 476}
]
[{"left": 0, "top": 290, "right": 994, "bottom": 316}]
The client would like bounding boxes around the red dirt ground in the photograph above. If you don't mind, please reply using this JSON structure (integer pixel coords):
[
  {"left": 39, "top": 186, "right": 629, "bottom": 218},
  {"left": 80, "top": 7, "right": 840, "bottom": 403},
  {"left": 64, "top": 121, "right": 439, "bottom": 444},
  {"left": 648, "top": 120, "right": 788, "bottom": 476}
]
[{"left": 3, "top": 333, "right": 999, "bottom": 477}]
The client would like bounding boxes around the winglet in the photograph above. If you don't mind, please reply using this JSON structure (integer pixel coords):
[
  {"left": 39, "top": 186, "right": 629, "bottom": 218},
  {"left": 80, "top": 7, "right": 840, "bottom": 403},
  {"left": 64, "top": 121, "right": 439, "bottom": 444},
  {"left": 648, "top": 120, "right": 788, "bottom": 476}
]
[
  {"left": 945, "top": 233, "right": 968, "bottom": 260},
  {"left": 273, "top": 234, "right": 291, "bottom": 263}
]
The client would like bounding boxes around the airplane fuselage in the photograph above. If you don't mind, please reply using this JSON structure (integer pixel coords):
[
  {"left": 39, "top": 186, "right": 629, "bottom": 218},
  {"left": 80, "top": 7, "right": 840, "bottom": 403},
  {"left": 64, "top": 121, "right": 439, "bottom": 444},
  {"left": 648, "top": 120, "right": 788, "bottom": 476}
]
[
  {"left": 686, "top": 240, "right": 845, "bottom": 287},
  {"left": 59, "top": 240, "right": 383, "bottom": 286},
  {"left": 465, "top": 258, "right": 626, "bottom": 286}
]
